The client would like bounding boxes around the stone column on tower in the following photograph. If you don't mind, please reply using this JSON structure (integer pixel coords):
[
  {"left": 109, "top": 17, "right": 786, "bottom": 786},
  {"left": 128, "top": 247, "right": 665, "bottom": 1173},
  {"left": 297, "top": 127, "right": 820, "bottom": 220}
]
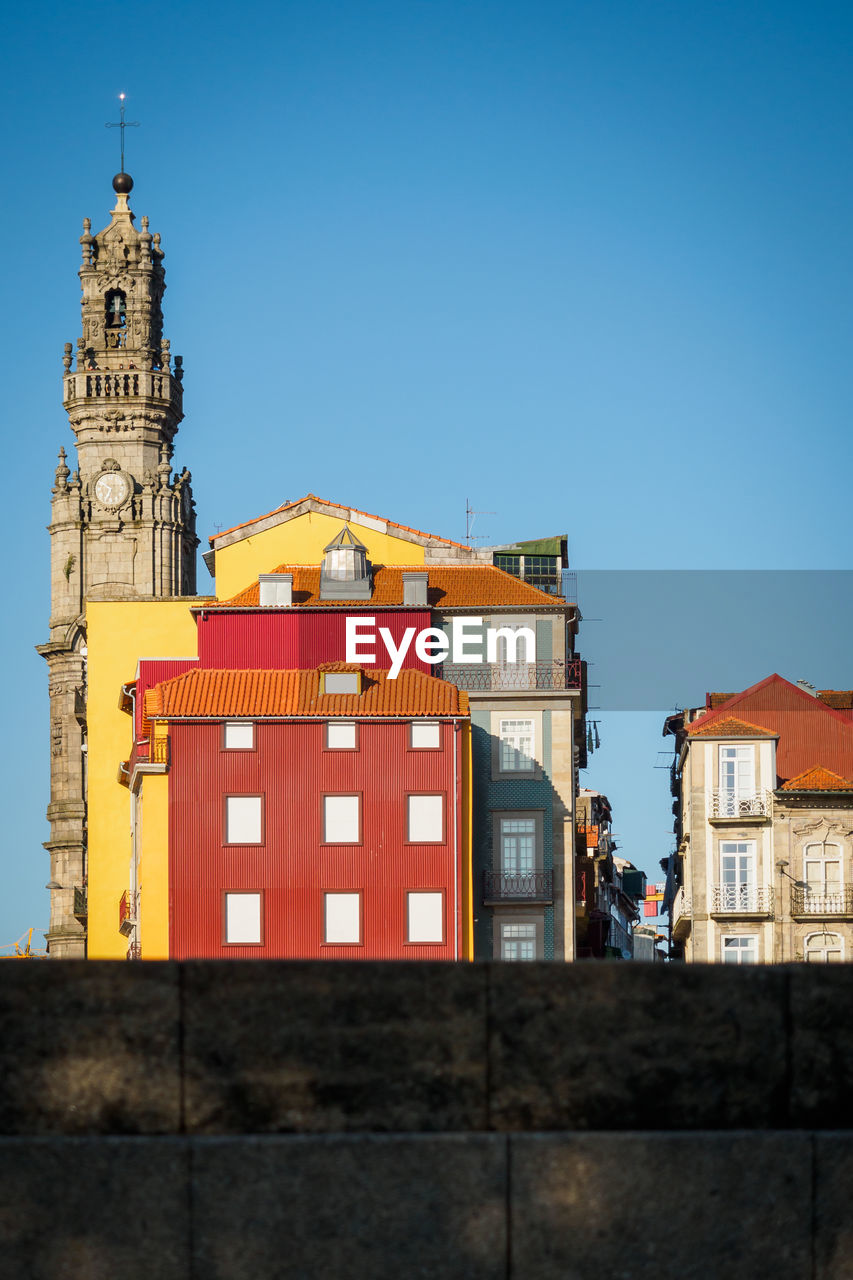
[{"left": 37, "top": 172, "right": 199, "bottom": 957}]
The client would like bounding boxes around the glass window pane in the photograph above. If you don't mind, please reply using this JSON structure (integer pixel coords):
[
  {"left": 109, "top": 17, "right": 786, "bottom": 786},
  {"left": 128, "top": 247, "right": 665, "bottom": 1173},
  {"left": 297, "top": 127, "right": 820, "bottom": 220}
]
[
  {"left": 225, "top": 893, "right": 262, "bottom": 944},
  {"left": 324, "top": 892, "right": 361, "bottom": 943},
  {"left": 411, "top": 722, "right": 441, "bottom": 749},
  {"left": 407, "top": 891, "right": 443, "bottom": 942},
  {"left": 327, "top": 722, "right": 357, "bottom": 749},
  {"left": 224, "top": 722, "right": 254, "bottom": 750}
]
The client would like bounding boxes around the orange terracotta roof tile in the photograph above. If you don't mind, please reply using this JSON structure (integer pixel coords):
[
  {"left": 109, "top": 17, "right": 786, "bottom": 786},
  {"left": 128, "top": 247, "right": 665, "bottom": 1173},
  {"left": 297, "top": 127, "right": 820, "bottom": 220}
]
[
  {"left": 817, "top": 690, "right": 853, "bottom": 711},
  {"left": 780, "top": 766, "right": 853, "bottom": 791},
  {"left": 143, "top": 666, "right": 469, "bottom": 728},
  {"left": 208, "top": 563, "right": 564, "bottom": 609},
  {"left": 209, "top": 494, "right": 470, "bottom": 549},
  {"left": 708, "top": 693, "right": 738, "bottom": 709},
  {"left": 688, "top": 715, "right": 778, "bottom": 738}
]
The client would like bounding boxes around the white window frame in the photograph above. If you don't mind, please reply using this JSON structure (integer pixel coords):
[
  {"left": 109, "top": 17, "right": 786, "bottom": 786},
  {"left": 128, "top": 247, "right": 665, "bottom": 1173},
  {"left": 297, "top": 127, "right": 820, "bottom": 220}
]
[
  {"left": 224, "top": 892, "right": 263, "bottom": 945},
  {"left": 719, "top": 840, "right": 757, "bottom": 910},
  {"left": 406, "top": 794, "right": 444, "bottom": 844},
  {"left": 498, "top": 718, "right": 535, "bottom": 773},
  {"left": 721, "top": 935, "right": 757, "bottom": 964},
  {"left": 803, "top": 843, "right": 843, "bottom": 899},
  {"left": 326, "top": 721, "right": 358, "bottom": 750},
  {"left": 500, "top": 817, "right": 537, "bottom": 874},
  {"left": 406, "top": 891, "right": 445, "bottom": 943},
  {"left": 805, "top": 931, "right": 845, "bottom": 963},
  {"left": 323, "top": 672, "right": 359, "bottom": 695},
  {"left": 323, "top": 794, "right": 361, "bottom": 844},
  {"left": 501, "top": 921, "right": 537, "bottom": 961},
  {"left": 223, "top": 721, "right": 255, "bottom": 750},
  {"left": 324, "top": 891, "right": 362, "bottom": 944},
  {"left": 410, "top": 721, "right": 441, "bottom": 750},
  {"left": 718, "top": 744, "right": 755, "bottom": 815},
  {"left": 225, "top": 795, "right": 263, "bottom": 845}
]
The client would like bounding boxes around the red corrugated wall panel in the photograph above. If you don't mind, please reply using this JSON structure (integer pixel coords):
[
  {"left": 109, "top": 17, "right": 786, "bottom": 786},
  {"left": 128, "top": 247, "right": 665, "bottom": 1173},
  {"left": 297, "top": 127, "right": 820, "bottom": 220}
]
[
  {"left": 135, "top": 659, "right": 198, "bottom": 738},
  {"left": 168, "top": 718, "right": 464, "bottom": 959},
  {"left": 196, "top": 609, "right": 433, "bottom": 672}
]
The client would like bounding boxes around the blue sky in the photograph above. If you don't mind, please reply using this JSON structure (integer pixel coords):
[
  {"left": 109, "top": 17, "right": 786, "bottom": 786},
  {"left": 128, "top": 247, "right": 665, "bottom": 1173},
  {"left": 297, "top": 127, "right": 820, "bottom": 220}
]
[{"left": 2, "top": 0, "right": 852, "bottom": 948}]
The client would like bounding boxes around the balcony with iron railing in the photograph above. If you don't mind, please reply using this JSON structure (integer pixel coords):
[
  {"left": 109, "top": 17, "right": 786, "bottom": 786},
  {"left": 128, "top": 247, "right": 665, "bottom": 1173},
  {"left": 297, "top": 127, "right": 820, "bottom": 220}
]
[
  {"left": 671, "top": 885, "right": 693, "bottom": 941},
  {"left": 791, "top": 886, "right": 853, "bottom": 919},
  {"left": 483, "top": 870, "right": 553, "bottom": 905},
  {"left": 440, "top": 658, "right": 581, "bottom": 693},
  {"left": 710, "top": 884, "right": 773, "bottom": 916},
  {"left": 707, "top": 790, "right": 772, "bottom": 822},
  {"left": 607, "top": 915, "right": 634, "bottom": 958}
]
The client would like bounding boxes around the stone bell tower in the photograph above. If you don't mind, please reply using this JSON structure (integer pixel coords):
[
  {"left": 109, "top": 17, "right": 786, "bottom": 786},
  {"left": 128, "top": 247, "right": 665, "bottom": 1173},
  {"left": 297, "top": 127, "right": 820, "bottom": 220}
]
[{"left": 37, "top": 170, "right": 198, "bottom": 956}]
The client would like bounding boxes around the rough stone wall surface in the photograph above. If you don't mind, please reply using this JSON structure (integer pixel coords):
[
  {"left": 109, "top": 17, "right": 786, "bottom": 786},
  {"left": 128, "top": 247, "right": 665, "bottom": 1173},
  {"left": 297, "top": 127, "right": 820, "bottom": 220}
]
[{"left": 2, "top": 962, "right": 853, "bottom": 1278}]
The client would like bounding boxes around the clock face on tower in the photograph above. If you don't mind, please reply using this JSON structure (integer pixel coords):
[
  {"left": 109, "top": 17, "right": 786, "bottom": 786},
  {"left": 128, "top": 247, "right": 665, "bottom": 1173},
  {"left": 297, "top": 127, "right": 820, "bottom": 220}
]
[{"left": 94, "top": 471, "right": 130, "bottom": 509}]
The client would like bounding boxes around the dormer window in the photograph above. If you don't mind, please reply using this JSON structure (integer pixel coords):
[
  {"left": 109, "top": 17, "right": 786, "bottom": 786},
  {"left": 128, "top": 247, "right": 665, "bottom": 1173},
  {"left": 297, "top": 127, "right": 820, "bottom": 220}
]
[
  {"left": 259, "top": 573, "right": 293, "bottom": 606},
  {"left": 320, "top": 525, "right": 372, "bottom": 599},
  {"left": 322, "top": 672, "right": 360, "bottom": 695}
]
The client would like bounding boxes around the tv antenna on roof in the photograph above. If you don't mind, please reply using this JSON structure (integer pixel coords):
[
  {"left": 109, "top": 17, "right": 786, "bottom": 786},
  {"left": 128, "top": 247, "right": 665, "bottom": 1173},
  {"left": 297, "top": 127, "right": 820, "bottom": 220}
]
[{"left": 466, "top": 499, "right": 495, "bottom": 546}]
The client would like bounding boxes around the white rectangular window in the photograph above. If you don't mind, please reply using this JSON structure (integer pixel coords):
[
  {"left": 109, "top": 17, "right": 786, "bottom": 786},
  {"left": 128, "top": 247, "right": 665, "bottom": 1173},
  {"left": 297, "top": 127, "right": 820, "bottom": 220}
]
[
  {"left": 327, "top": 722, "right": 357, "bottom": 749},
  {"left": 500, "top": 818, "right": 536, "bottom": 873},
  {"left": 225, "top": 892, "right": 262, "bottom": 944},
  {"left": 502, "top": 922, "right": 537, "bottom": 961},
  {"left": 324, "top": 673, "right": 359, "bottom": 694},
  {"left": 411, "top": 721, "right": 441, "bottom": 749},
  {"left": 224, "top": 722, "right": 254, "bottom": 750},
  {"left": 324, "top": 892, "right": 361, "bottom": 943},
  {"left": 407, "top": 794, "right": 444, "bottom": 843},
  {"left": 719, "top": 840, "right": 756, "bottom": 910},
  {"left": 407, "top": 891, "right": 444, "bottom": 942},
  {"left": 719, "top": 745, "right": 755, "bottom": 815},
  {"left": 323, "top": 794, "right": 360, "bottom": 843},
  {"left": 225, "top": 796, "right": 262, "bottom": 844},
  {"left": 499, "top": 718, "right": 535, "bottom": 772},
  {"left": 722, "top": 935, "right": 757, "bottom": 964}
]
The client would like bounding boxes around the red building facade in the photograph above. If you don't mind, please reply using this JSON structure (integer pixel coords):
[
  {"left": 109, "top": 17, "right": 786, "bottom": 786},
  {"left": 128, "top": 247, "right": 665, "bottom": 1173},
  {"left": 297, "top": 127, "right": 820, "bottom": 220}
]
[{"left": 141, "top": 665, "right": 471, "bottom": 959}]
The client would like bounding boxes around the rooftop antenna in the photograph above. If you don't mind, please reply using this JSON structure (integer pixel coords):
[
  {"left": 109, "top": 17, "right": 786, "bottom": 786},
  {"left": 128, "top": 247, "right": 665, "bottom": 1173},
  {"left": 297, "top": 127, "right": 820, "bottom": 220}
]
[
  {"left": 465, "top": 498, "right": 495, "bottom": 546},
  {"left": 105, "top": 93, "right": 140, "bottom": 173}
]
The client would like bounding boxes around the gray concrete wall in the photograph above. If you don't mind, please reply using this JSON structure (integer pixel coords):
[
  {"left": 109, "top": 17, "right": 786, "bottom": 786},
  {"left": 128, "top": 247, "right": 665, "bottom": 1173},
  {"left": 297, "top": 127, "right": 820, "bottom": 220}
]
[{"left": 1, "top": 962, "right": 851, "bottom": 1278}]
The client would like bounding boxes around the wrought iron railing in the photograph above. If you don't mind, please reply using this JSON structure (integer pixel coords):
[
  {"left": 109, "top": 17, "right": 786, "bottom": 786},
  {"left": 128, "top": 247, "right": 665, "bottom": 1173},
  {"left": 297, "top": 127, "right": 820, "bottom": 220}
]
[
  {"left": 791, "top": 887, "right": 853, "bottom": 916},
  {"left": 439, "top": 659, "right": 581, "bottom": 692},
  {"left": 708, "top": 790, "right": 771, "bottom": 819},
  {"left": 711, "top": 884, "right": 773, "bottom": 914},
  {"left": 608, "top": 916, "right": 633, "bottom": 957},
  {"left": 483, "top": 870, "right": 553, "bottom": 903},
  {"left": 73, "top": 885, "right": 87, "bottom": 921},
  {"left": 672, "top": 886, "right": 693, "bottom": 921}
]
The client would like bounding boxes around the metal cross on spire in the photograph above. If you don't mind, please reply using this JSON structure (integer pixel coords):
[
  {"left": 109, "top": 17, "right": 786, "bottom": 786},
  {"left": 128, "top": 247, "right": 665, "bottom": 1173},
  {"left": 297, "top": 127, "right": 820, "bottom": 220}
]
[{"left": 105, "top": 93, "right": 140, "bottom": 172}]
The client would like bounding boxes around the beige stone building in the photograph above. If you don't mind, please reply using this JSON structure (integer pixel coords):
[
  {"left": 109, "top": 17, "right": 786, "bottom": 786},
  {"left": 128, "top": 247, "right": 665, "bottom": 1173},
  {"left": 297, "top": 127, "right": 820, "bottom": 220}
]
[
  {"left": 665, "top": 674, "right": 853, "bottom": 963},
  {"left": 37, "top": 171, "right": 198, "bottom": 956}
]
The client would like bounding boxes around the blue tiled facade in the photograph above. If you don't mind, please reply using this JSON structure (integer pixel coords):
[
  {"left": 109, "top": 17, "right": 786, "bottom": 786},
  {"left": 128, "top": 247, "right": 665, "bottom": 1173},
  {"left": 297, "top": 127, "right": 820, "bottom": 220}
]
[{"left": 471, "top": 708, "right": 556, "bottom": 959}]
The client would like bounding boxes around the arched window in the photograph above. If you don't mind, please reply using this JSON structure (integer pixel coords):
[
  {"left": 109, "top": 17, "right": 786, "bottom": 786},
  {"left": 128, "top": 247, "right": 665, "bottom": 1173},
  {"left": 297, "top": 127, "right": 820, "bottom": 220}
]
[
  {"left": 803, "top": 843, "right": 843, "bottom": 910},
  {"left": 105, "top": 289, "right": 127, "bottom": 329},
  {"left": 805, "top": 931, "right": 844, "bottom": 963}
]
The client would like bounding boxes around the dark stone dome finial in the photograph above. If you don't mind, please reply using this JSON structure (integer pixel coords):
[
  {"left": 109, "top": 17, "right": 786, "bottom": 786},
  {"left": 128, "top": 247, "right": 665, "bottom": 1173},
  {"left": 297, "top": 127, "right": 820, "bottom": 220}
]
[{"left": 112, "top": 171, "right": 134, "bottom": 195}]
